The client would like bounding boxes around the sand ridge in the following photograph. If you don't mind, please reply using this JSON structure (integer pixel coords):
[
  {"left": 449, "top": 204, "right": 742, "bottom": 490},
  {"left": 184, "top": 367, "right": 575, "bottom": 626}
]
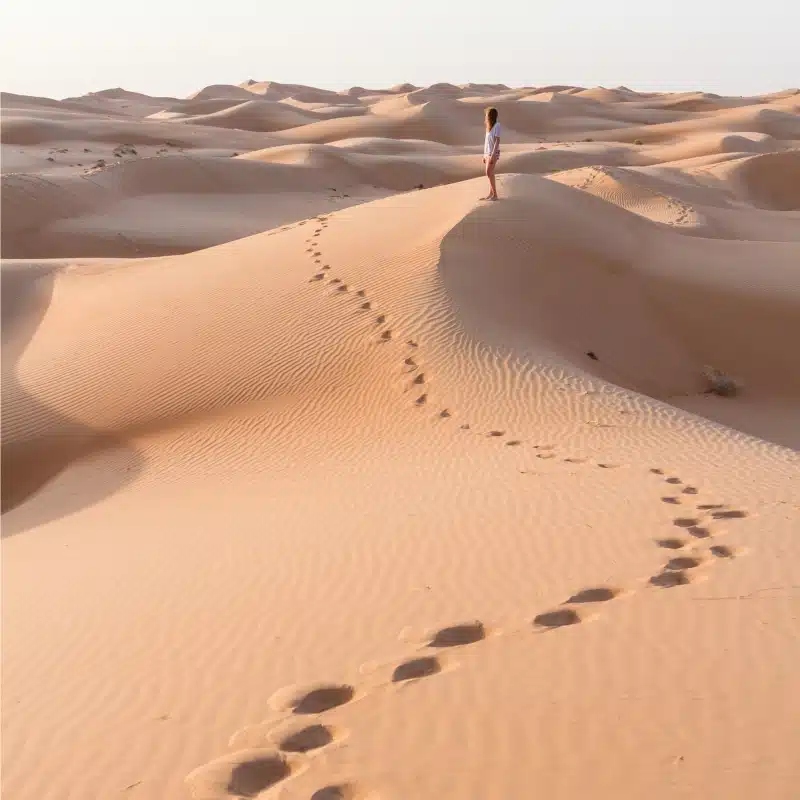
[{"left": 2, "top": 81, "right": 800, "bottom": 800}]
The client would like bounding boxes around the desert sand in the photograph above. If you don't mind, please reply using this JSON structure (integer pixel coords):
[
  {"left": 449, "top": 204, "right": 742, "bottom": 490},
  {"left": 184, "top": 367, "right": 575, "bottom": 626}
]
[{"left": 2, "top": 81, "right": 800, "bottom": 800}]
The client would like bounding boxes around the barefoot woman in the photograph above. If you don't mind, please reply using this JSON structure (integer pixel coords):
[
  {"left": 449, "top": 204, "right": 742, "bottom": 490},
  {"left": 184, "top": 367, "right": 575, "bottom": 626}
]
[{"left": 482, "top": 107, "right": 501, "bottom": 200}]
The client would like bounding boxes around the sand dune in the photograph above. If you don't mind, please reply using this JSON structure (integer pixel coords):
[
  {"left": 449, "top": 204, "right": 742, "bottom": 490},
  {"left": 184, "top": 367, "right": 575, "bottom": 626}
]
[
  {"left": 60, "top": 88, "right": 185, "bottom": 119},
  {"left": 1, "top": 91, "right": 134, "bottom": 118},
  {"left": 1, "top": 106, "right": 275, "bottom": 150},
  {"left": 242, "top": 81, "right": 355, "bottom": 105},
  {"left": 593, "top": 104, "right": 800, "bottom": 145},
  {"left": 186, "top": 83, "right": 258, "bottom": 102},
  {"left": 172, "top": 99, "right": 322, "bottom": 133},
  {"left": 150, "top": 97, "right": 264, "bottom": 118},
  {"left": 574, "top": 86, "right": 632, "bottom": 103},
  {"left": 549, "top": 161, "right": 800, "bottom": 242},
  {"left": 707, "top": 150, "right": 800, "bottom": 210},
  {"left": 549, "top": 164, "right": 702, "bottom": 227},
  {"left": 2, "top": 82, "right": 800, "bottom": 800},
  {"left": 2, "top": 153, "right": 388, "bottom": 256}
]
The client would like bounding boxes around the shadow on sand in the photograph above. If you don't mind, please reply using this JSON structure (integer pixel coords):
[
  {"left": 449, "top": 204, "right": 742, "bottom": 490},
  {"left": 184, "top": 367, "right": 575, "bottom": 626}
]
[{"left": 1, "top": 262, "right": 145, "bottom": 537}]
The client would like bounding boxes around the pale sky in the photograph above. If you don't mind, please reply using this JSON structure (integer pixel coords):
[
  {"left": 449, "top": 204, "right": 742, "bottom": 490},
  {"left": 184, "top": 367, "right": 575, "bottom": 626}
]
[{"left": 2, "top": 0, "right": 798, "bottom": 100}]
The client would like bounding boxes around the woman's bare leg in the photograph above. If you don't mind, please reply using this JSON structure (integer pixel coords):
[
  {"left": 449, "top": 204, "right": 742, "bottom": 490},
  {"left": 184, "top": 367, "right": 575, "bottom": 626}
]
[
  {"left": 487, "top": 158, "right": 498, "bottom": 198},
  {"left": 480, "top": 158, "right": 493, "bottom": 199}
]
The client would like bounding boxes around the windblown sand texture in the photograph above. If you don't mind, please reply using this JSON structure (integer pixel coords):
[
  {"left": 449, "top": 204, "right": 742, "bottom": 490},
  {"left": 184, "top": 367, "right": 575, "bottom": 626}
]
[{"left": 3, "top": 81, "right": 800, "bottom": 800}]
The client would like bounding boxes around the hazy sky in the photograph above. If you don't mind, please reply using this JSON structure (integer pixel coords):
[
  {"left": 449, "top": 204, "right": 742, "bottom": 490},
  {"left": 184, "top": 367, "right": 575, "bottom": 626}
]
[{"left": 2, "top": 0, "right": 798, "bottom": 99}]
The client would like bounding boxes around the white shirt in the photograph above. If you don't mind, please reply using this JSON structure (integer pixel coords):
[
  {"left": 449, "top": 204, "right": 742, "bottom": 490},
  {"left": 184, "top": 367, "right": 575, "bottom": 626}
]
[{"left": 484, "top": 123, "right": 501, "bottom": 158}]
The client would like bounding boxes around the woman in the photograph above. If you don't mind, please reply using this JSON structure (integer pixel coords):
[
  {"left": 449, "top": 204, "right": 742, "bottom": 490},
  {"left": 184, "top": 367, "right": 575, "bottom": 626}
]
[{"left": 482, "top": 107, "right": 501, "bottom": 200}]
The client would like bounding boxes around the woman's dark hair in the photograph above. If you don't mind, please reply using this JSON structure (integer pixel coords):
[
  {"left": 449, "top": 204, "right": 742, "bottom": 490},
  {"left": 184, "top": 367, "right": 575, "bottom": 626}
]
[{"left": 485, "top": 107, "right": 498, "bottom": 129}]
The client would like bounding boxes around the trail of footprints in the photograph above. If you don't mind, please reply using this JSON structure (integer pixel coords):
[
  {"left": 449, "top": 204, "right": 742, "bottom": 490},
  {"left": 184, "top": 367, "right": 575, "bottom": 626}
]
[
  {"left": 302, "top": 215, "right": 633, "bottom": 463},
  {"left": 664, "top": 195, "right": 694, "bottom": 226},
  {"left": 185, "top": 216, "right": 752, "bottom": 798},
  {"left": 187, "top": 475, "right": 750, "bottom": 799},
  {"left": 304, "top": 215, "right": 428, "bottom": 407},
  {"left": 648, "top": 468, "right": 746, "bottom": 587}
]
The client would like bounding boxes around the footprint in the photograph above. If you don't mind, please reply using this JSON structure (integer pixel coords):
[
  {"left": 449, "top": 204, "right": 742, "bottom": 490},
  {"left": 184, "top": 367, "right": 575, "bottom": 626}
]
[
  {"left": 686, "top": 525, "right": 713, "bottom": 539},
  {"left": 597, "top": 463, "right": 619, "bottom": 469},
  {"left": 404, "top": 357, "right": 417, "bottom": 367},
  {"left": 392, "top": 656, "right": 441, "bottom": 683},
  {"left": 407, "top": 340, "right": 418, "bottom": 348},
  {"left": 356, "top": 290, "right": 366, "bottom": 297},
  {"left": 564, "top": 457, "right": 588, "bottom": 464},
  {"left": 533, "top": 608, "right": 581, "bottom": 629},
  {"left": 330, "top": 278, "right": 341, "bottom": 284},
  {"left": 665, "top": 477, "right": 682, "bottom": 485},
  {"left": 380, "top": 330, "right": 392, "bottom": 341},
  {"left": 337, "top": 285, "right": 348, "bottom": 292},
  {"left": 227, "top": 755, "right": 293, "bottom": 796},
  {"left": 278, "top": 724, "right": 334, "bottom": 753},
  {"left": 487, "top": 430, "right": 505, "bottom": 437},
  {"left": 712, "top": 510, "right": 747, "bottom": 520},
  {"left": 565, "top": 587, "right": 619, "bottom": 603},
  {"left": 375, "top": 314, "right": 386, "bottom": 324},
  {"left": 322, "top": 265, "right": 331, "bottom": 270},
  {"left": 661, "top": 497, "right": 682, "bottom": 505},
  {"left": 656, "top": 538, "right": 687, "bottom": 550},
  {"left": 709, "top": 545, "right": 736, "bottom": 558},
  {"left": 649, "top": 571, "right": 690, "bottom": 588},
  {"left": 506, "top": 440, "right": 522, "bottom": 447},
  {"left": 537, "top": 453, "right": 556, "bottom": 460},
  {"left": 682, "top": 486, "right": 699, "bottom": 495},
  {"left": 428, "top": 622, "right": 485, "bottom": 648},
  {"left": 460, "top": 423, "right": 470, "bottom": 430},
  {"left": 310, "top": 274, "right": 325, "bottom": 282},
  {"left": 274, "top": 685, "right": 355, "bottom": 715},
  {"left": 360, "top": 302, "right": 372, "bottom": 310},
  {"left": 415, "top": 394, "right": 427, "bottom": 405},
  {"left": 673, "top": 517, "right": 702, "bottom": 528},
  {"left": 439, "top": 409, "right": 451, "bottom": 418},
  {"left": 665, "top": 556, "right": 702, "bottom": 570},
  {"left": 186, "top": 750, "right": 293, "bottom": 799},
  {"left": 412, "top": 374, "right": 425, "bottom": 385},
  {"left": 697, "top": 503, "right": 725, "bottom": 511},
  {"left": 650, "top": 468, "right": 665, "bottom": 475}
]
